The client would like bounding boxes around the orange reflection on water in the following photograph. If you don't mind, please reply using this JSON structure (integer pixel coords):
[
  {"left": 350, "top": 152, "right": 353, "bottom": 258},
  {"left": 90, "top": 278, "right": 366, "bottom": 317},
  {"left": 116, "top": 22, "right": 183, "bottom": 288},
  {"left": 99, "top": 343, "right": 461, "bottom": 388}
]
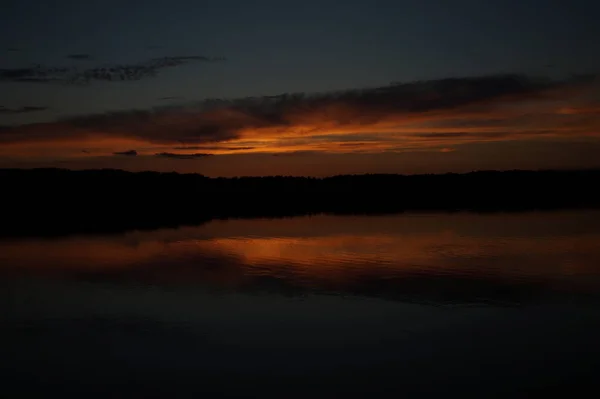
[
  {"left": 194, "top": 233, "right": 600, "bottom": 281},
  {"left": 0, "top": 237, "right": 167, "bottom": 271},
  {"left": 1, "top": 212, "right": 600, "bottom": 296}
]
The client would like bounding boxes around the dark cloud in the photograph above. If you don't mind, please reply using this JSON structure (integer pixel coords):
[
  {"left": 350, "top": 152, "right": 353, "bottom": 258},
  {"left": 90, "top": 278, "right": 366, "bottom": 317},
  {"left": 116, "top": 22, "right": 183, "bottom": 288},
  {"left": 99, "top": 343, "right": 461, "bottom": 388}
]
[
  {"left": 0, "top": 73, "right": 596, "bottom": 149},
  {"left": 0, "top": 55, "right": 224, "bottom": 84},
  {"left": 271, "top": 151, "right": 318, "bottom": 156},
  {"left": 309, "top": 133, "right": 394, "bottom": 143},
  {"left": 8, "top": 77, "right": 57, "bottom": 83},
  {"left": 0, "top": 105, "right": 49, "bottom": 114},
  {"left": 173, "top": 146, "right": 256, "bottom": 151},
  {"left": 197, "top": 73, "right": 593, "bottom": 123},
  {"left": 0, "top": 66, "right": 70, "bottom": 83},
  {"left": 66, "top": 54, "right": 92, "bottom": 60},
  {"left": 113, "top": 150, "right": 138, "bottom": 156},
  {"left": 155, "top": 152, "right": 214, "bottom": 159},
  {"left": 7, "top": 48, "right": 20, "bottom": 52},
  {"left": 222, "top": 147, "right": 255, "bottom": 151},
  {"left": 45, "top": 107, "right": 243, "bottom": 144},
  {"left": 158, "top": 96, "right": 183, "bottom": 101},
  {"left": 337, "top": 142, "right": 368, "bottom": 147},
  {"left": 414, "top": 132, "right": 518, "bottom": 140}
]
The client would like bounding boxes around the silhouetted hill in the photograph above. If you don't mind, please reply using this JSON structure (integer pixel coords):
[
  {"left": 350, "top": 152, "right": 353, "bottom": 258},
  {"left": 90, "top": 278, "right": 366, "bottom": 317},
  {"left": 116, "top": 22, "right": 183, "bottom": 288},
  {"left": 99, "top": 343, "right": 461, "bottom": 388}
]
[{"left": 2, "top": 168, "right": 600, "bottom": 237}]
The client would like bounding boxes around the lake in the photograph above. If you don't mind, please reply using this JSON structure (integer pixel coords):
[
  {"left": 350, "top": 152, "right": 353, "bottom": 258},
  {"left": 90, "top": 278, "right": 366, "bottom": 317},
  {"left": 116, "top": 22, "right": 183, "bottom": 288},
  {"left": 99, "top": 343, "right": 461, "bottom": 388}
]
[{"left": 2, "top": 211, "right": 600, "bottom": 397}]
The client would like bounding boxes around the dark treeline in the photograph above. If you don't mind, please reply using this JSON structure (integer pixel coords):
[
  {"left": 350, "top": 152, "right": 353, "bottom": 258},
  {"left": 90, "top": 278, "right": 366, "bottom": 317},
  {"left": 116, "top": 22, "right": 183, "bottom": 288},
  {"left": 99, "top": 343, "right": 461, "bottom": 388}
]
[{"left": 2, "top": 168, "right": 600, "bottom": 237}]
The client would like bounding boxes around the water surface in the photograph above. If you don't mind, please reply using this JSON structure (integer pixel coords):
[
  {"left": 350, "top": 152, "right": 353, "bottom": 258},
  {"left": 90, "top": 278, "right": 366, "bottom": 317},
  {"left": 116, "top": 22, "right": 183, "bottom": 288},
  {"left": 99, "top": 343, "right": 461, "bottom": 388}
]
[{"left": 2, "top": 211, "right": 600, "bottom": 397}]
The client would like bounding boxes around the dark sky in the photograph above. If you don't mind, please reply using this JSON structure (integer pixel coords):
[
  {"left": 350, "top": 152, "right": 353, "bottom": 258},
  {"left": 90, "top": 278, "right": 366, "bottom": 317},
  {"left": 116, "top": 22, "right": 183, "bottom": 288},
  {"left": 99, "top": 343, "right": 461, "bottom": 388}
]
[{"left": 1, "top": 0, "right": 599, "bottom": 175}]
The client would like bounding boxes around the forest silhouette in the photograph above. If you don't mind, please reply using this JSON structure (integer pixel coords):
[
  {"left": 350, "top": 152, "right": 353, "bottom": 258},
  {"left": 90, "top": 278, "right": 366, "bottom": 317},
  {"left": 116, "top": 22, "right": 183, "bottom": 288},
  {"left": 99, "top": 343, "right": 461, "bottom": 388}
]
[{"left": 2, "top": 168, "right": 599, "bottom": 237}]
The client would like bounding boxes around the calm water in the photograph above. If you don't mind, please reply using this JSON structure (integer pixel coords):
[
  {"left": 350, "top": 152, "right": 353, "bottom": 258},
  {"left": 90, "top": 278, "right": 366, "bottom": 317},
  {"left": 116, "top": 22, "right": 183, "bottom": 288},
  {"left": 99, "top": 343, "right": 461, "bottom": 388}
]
[{"left": 2, "top": 211, "right": 600, "bottom": 397}]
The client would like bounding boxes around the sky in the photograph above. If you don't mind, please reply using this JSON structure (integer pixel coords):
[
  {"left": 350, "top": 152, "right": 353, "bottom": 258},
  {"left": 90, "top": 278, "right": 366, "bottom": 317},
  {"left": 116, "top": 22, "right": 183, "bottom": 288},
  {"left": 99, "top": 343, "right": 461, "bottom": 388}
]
[{"left": 1, "top": 0, "right": 600, "bottom": 176}]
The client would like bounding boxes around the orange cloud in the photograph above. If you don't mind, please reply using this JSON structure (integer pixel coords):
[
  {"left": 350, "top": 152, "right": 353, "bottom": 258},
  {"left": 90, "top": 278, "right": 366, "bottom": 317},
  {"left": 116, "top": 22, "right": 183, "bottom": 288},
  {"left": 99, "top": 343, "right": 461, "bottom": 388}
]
[
  {"left": 556, "top": 105, "right": 600, "bottom": 115},
  {"left": 0, "top": 73, "right": 598, "bottom": 161}
]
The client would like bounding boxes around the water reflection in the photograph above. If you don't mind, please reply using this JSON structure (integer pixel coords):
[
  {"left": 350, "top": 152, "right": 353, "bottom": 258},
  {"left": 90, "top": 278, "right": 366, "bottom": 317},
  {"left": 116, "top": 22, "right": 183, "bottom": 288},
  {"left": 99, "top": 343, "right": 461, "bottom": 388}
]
[
  {"left": 3, "top": 211, "right": 600, "bottom": 397},
  {"left": 2, "top": 211, "right": 600, "bottom": 305}
]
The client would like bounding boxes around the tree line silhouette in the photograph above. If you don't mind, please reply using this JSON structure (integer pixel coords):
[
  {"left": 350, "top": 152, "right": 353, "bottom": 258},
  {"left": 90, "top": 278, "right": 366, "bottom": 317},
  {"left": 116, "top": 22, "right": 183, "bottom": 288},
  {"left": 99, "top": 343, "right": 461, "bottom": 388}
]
[{"left": 2, "top": 168, "right": 599, "bottom": 237}]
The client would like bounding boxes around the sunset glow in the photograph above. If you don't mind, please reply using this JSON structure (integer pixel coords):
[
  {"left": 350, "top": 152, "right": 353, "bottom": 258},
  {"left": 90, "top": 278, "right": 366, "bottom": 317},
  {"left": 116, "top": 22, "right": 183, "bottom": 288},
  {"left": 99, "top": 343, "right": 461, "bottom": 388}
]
[{"left": 1, "top": 74, "right": 599, "bottom": 175}]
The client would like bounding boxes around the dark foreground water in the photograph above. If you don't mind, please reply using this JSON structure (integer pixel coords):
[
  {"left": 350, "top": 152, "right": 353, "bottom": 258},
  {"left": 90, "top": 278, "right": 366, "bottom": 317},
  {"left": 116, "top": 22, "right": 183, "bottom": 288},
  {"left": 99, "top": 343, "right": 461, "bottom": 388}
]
[{"left": 2, "top": 211, "right": 600, "bottom": 397}]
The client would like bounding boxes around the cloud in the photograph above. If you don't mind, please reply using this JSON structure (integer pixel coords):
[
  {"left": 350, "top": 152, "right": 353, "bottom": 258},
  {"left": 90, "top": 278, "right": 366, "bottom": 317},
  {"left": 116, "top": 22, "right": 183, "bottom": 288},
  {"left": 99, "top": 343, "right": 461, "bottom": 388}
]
[
  {"left": 113, "top": 150, "right": 138, "bottom": 156},
  {"left": 66, "top": 54, "right": 92, "bottom": 60},
  {"left": 159, "top": 96, "right": 183, "bottom": 101},
  {"left": 173, "top": 146, "right": 256, "bottom": 151},
  {"left": 556, "top": 106, "right": 600, "bottom": 115},
  {"left": 155, "top": 152, "right": 213, "bottom": 159},
  {"left": 0, "top": 55, "right": 224, "bottom": 84},
  {"left": 0, "top": 66, "right": 71, "bottom": 83},
  {"left": 414, "top": 132, "right": 471, "bottom": 138},
  {"left": 0, "top": 105, "right": 49, "bottom": 114},
  {"left": 0, "top": 73, "right": 598, "bottom": 159},
  {"left": 271, "top": 150, "right": 318, "bottom": 156}
]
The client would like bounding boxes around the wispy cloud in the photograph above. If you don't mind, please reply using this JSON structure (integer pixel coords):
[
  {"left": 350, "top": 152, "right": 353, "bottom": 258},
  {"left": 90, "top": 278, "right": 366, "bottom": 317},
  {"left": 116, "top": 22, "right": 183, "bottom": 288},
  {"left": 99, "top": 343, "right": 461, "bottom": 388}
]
[
  {"left": 0, "top": 105, "right": 49, "bottom": 114},
  {"left": 155, "top": 152, "right": 213, "bottom": 159},
  {"left": 66, "top": 54, "right": 92, "bottom": 60},
  {"left": 173, "top": 146, "right": 256, "bottom": 151},
  {"left": 0, "top": 73, "right": 598, "bottom": 159},
  {"left": 556, "top": 105, "right": 600, "bottom": 115},
  {"left": 0, "top": 55, "right": 224, "bottom": 84},
  {"left": 113, "top": 150, "right": 138, "bottom": 156},
  {"left": 0, "top": 66, "right": 71, "bottom": 83}
]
